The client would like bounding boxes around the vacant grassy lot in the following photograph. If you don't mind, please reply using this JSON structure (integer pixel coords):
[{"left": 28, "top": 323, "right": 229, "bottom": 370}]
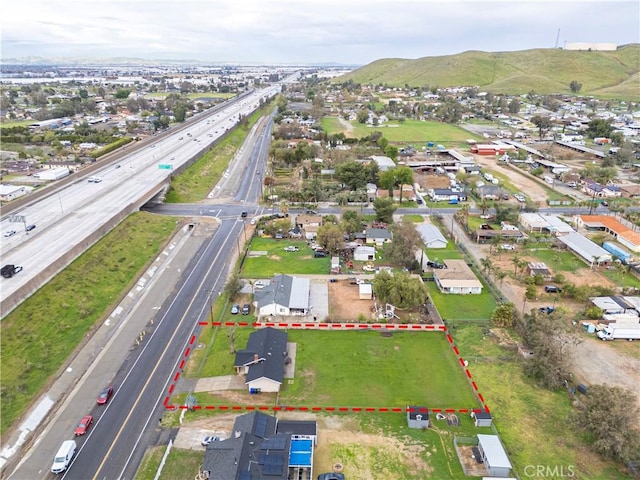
[
  {"left": 134, "top": 446, "right": 204, "bottom": 480},
  {"left": 322, "top": 117, "right": 481, "bottom": 146},
  {"left": 452, "top": 324, "right": 633, "bottom": 479},
  {"left": 0, "top": 213, "right": 178, "bottom": 435},
  {"left": 241, "top": 237, "right": 330, "bottom": 277}
]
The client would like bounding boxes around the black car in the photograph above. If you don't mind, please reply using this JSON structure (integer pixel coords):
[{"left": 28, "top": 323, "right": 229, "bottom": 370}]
[
  {"left": 544, "top": 285, "right": 561, "bottom": 293},
  {"left": 313, "top": 251, "right": 328, "bottom": 258},
  {"left": 242, "top": 304, "right": 251, "bottom": 315},
  {"left": 241, "top": 211, "right": 248, "bottom": 218},
  {"left": 25, "top": 224, "right": 36, "bottom": 232},
  {"left": 427, "top": 261, "right": 444, "bottom": 269}
]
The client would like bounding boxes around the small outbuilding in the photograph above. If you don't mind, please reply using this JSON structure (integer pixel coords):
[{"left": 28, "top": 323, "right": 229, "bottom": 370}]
[
  {"left": 407, "top": 406, "right": 430, "bottom": 429},
  {"left": 354, "top": 245, "right": 376, "bottom": 262},
  {"left": 471, "top": 411, "right": 493, "bottom": 427},
  {"left": 359, "top": 283, "right": 373, "bottom": 300},
  {"left": 477, "top": 434, "right": 512, "bottom": 478}
]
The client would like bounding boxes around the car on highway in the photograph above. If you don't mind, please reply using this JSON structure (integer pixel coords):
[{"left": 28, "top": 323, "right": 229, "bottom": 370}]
[
  {"left": 74, "top": 415, "right": 93, "bottom": 436},
  {"left": 25, "top": 224, "right": 36, "bottom": 232},
  {"left": 242, "top": 304, "right": 251, "bottom": 315},
  {"left": 88, "top": 176, "right": 102, "bottom": 183},
  {"left": 284, "top": 246, "right": 299, "bottom": 252},
  {"left": 241, "top": 211, "right": 248, "bottom": 218},
  {"left": 97, "top": 386, "right": 113, "bottom": 405},
  {"left": 231, "top": 304, "right": 240, "bottom": 315},
  {"left": 114, "top": 164, "right": 121, "bottom": 169},
  {"left": 201, "top": 435, "right": 219, "bottom": 446},
  {"left": 4, "top": 229, "right": 17, "bottom": 237}
]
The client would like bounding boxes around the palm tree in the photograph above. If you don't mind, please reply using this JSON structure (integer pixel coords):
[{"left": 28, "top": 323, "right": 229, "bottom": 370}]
[
  {"left": 511, "top": 253, "right": 521, "bottom": 275},
  {"left": 480, "top": 257, "right": 493, "bottom": 276}
]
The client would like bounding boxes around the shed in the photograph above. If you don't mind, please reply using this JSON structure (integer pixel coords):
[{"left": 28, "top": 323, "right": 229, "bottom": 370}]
[
  {"left": 471, "top": 411, "right": 493, "bottom": 427},
  {"left": 359, "top": 283, "right": 373, "bottom": 300},
  {"left": 477, "top": 434, "right": 512, "bottom": 478},
  {"left": 416, "top": 224, "right": 448, "bottom": 249},
  {"left": 407, "top": 406, "right": 429, "bottom": 429},
  {"left": 354, "top": 245, "right": 376, "bottom": 262},
  {"left": 331, "top": 256, "right": 340, "bottom": 274}
]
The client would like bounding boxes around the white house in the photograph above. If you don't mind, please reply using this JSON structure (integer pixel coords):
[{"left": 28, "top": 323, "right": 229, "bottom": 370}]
[
  {"left": 254, "top": 274, "right": 311, "bottom": 317},
  {"left": 0, "top": 184, "right": 27, "bottom": 202},
  {"left": 416, "top": 224, "right": 448, "bottom": 249},
  {"left": 433, "top": 260, "right": 483, "bottom": 294}
]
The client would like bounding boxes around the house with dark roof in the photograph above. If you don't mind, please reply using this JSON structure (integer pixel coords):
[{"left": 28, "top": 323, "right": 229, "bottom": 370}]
[
  {"left": 234, "top": 328, "right": 288, "bottom": 393},
  {"left": 254, "top": 274, "right": 311, "bottom": 317},
  {"left": 366, "top": 228, "right": 392, "bottom": 246},
  {"left": 202, "top": 412, "right": 302, "bottom": 480}
]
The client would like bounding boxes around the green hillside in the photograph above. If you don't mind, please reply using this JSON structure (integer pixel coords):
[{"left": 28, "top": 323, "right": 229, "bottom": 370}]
[{"left": 335, "top": 45, "right": 640, "bottom": 99}]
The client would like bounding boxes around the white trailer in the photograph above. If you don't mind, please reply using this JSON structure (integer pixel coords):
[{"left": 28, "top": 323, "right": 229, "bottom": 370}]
[{"left": 596, "top": 324, "right": 640, "bottom": 341}]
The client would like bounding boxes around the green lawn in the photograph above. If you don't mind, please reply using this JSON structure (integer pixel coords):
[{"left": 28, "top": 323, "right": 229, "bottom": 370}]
[
  {"left": 428, "top": 284, "right": 497, "bottom": 321},
  {"left": 321, "top": 117, "right": 481, "bottom": 145},
  {"left": 241, "top": 237, "right": 330, "bottom": 277},
  {"left": 0, "top": 213, "right": 178, "bottom": 436},
  {"left": 134, "top": 446, "right": 204, "bottom": 480}
]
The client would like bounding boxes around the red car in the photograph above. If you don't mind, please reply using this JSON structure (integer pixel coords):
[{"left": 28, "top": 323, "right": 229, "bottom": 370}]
[
  {"left": 74, "top": 415, "right": 93, "bottom": 436},
  {"left": 97, "top": 386, "right": 113, "bottom": 405}
]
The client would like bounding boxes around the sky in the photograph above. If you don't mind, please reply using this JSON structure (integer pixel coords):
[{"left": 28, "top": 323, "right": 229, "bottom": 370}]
[{"left": 2, "top": 0, "right": 639, "bottom": 65}]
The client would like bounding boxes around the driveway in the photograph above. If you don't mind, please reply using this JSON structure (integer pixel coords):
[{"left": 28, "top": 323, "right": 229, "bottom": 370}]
[{"left": 309, "top": 279, "right": 329, "bottom": 321}]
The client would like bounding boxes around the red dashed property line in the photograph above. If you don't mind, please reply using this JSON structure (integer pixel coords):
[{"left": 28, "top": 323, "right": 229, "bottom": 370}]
[
  {"left": 162, "top": 404, "right": 488, "bottom": 414},
  {"left": 164, "top": 322, "right": 491, "bottom": 414}
]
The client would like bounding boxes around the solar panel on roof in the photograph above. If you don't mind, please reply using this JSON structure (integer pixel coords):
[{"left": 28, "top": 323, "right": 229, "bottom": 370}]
[
  {"left": 260, "top": 436, "right": 287, "bottom": 450},
  {"left": 255, "top": 415, "right": 269, "bottom": 437}
]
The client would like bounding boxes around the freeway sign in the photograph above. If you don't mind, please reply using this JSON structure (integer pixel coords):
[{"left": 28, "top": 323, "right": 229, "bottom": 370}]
[{"left": 9, "top": 215, "right": 26, "bottom": 223}]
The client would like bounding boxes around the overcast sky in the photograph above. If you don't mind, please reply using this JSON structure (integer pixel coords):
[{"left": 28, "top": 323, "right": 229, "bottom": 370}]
[{"left": 3, "top": 0, "right": 638, "bottom": 65}]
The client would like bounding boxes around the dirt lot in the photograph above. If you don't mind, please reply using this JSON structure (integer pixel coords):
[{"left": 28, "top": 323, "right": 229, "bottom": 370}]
[{"left": 327, "top": 280, "right": 377, "bottom": 321}]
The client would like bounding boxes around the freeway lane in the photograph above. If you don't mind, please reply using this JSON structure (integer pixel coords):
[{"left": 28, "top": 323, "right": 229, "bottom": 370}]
[{"left": 61, "top": 218, "right": 242, "bottom": 480}]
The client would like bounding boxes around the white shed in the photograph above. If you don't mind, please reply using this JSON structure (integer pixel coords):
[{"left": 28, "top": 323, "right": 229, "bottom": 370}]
[
  {"left": 354, "top": 245, "right": 376, "bottom": 262},
  {"left": 359, "top": 283, "right": 373, "bottom": 300},
  {"left": 477, "top": 434, "right": 512, "bottom": 478}
]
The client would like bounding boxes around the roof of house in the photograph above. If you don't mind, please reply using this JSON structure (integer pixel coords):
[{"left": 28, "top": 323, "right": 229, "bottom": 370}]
[
  {"left": 579, "top": 215, "right": 640, "bottom": 248},
  {"left": 203, "top": 412, "right": 292, "bottom": 480},
  {"left": 366, "top": 228, "right": 392, "bottom": 239},
  {"left": 472, "top": 411, "right": 492, "bottom": 420},
  {"left": 296, "top": 214, "right": 323, "bottom": 226},
  {"left": 254, "top": 275, "right": 310, "bottom": 310},
  {"left": 354, "top": 245, "right": 376, "bottom": 254},
  {"left": 416, "top": 224, "right": 447, "bottom": 246},
  {"left": 434, "top": 260, "right": 483, "bottom": 289},
  {"left": 275, "top": 420, "right": 317, "bottom": 437},
  {"left": 234, "top": 328, "right": 288, "bottom": 385}
]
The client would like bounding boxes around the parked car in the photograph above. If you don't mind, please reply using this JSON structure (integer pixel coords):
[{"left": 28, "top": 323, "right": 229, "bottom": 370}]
[
  {"left": 254, "top": 280, "right": 268, "bottom": 289},
  {"left": 500, "top": 244, "right": 516, "bottom": 250},
  {"left": 539, "top": 306, "right": 556, "bottom": 314},
  {"left": 305, "top": 209, "right": 317, "bottom": 215},
  {"left": 201, "top": 436, "right": 219, "bottom": 446},
  {"left": 317, "top": 474, "right": 345, "bottom": 480},
  {"left": 241, "top": 211, "right": 248, "bottom": 218},
  {"left": 74, "top": 415, "right": 93, "bottom": 436},
  {"left": 97, "top": 386, "right": 113, "bottom": 405},
  {"left": 284, "top": 246, "right": 299, "bottom": 252},
  {"left": 313, "top": 251, "right": 328, "bottom": 258},
  {"left": 4, "top": 230, "right": 17, "bottom": 237},
  {"left": 544, "top": 285, "right": 562, "bottom": 293},
  {"left": 242, "top": 304, "right": 251, "bottom": 315},
  {"left": 231, "top": 304, "right": 240, "bottom": 315},
  {"left": 427, "top": 261, "right": 444, "bottom": 269}
]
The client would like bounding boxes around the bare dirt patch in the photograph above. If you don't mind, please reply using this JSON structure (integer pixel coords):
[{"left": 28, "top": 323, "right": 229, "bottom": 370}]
[{"left": 327, "top": 280, "right": 376, "bottom": 321}]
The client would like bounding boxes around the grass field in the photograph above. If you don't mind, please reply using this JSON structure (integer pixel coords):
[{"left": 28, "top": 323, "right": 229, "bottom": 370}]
[
  {"left": 0, "top": 213, "right": 178, "bottom": 436},
  {"left": 134, "top": 446, "right": 204, "bottom": 480},
  {"left": 241, "top": 237, "right": 330, "bottom": 277},
  {"left": 321, "top": 117, "right": 481, "bottom": 146}
]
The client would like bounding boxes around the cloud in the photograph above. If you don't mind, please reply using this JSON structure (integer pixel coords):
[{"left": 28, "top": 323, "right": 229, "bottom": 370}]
[{"left": 2, "top": 1, "right": 638, "bottom": 63}]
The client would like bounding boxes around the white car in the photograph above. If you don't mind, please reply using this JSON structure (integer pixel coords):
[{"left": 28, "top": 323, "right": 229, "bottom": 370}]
[
  {"left": 284, "top": 246, "right": 299, "bottom": 252},
  {"left": 88, "top": 176, "right": 102, "bottom": 183},
  {"left": 201, "top": 436, "right": 219, "bottom": 446},
  {"left": 4, "top": 230, "right": 17, "bottom": 237},
  {"left": 500, "top": 244, "right": 516, "bottom": 250},
  {"left": 254, "top": 280, "right": 268, "bottom": 289}
]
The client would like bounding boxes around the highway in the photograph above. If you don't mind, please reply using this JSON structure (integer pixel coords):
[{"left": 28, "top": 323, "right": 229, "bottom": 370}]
[
  {"left": 0, "top": 83, "right": 283, "bottom": 315},
  {"left": 7, "top": 106, "right": 275, "bottom": 480}
]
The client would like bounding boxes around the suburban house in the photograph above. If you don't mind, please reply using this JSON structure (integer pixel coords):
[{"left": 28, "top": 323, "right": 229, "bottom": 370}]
[
  {"left": 619, "top": 184, "right": 640, "bottom": 199},
  {"left": 295, "top": 214, "right": 323, "bottom": 241},
  {"left": 427, "top": 188, "right": 467, "bottom": 202},
  {"left": 366, "top": 228, "right": 393, "bottom": 246},
  {"left": 407, "top": 406, "right": 430, "bottom": 429},
  {"left": 433, "top": 260, "right": 483, "bottom": 294},
  {"left": 254, "top": 274, "right": 311, "bottom": 317},
  {"left": 476, "top": 185, "right": 503, "bottom": 200},
  {"left": 416, "top": 224, "right": 448, "bottom": 249},
  {"left": 202, "top": 411, "right": 316, "bottom": 480},
  {"left": 476, "top": 434, "right": 513, "bottom": 478},
  {"left": 555, "top": 231, "right": 612, "bottom": 267},
  {"left": 576, "top": 215, "right": 640, "bottom": 253},
  {"left": 234, "top": 327, "right": 288, "bottom": 393},
  {"left": 354, "top": 245, "right": 376, "bottom": 262},
  {"left": 0, "top": 184, "right": 28, "bottom": 202},
  {"left": 590, "top": 296, "right": 640, "bottom": 316},
  {"left": 519, "top": 213, "right": 574, "bottom": 235}
]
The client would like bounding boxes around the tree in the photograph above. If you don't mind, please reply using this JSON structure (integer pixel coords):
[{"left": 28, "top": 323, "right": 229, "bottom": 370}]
[
  {"left": 585, "top": 119, "right": 613, "bottom": 139},
  {"left": 316, "top": 224, "right": 344, "bottom": 254},
  {"left": 494, "top": 204, "right": 519, "bottom": 224},
  {"left": 386, "top": 218, "right": 423, "bottom": 268},
  {"left": 491, "top": 303, "right": 516, "bottom": 327},
  {"left": 335, "top": 161, "right": 369, "bottom": 191},
  {"left": 530, "top": 115, "right": 554, "bottom": 139},
  {"left": 373, "top": 270, "right": 427, "bottom": 309},
  {"left": 114, "top": 88, "right": 131, "bottom": 99},
  {"left": 356, "top": 109, "right": 369, "bottom": 124},
  {"left": 508, "top": 98, "right": 520, "bottom": 114},
  {"left": 173, "top": 103, "right": 187, "bottom": 122},
  {"left": 571, "top": 384, "right": 640, "bottom": 463},
  {"left": 384, "top": 145, "right": 398, "bottom": 161},
  {"left": 394, "top": 166, "right": 414, "bottom": 203},
  {"left": 569, "top": 80, "right": 583, "bottom": 93},
  {"left": 224, "top": 273, "right": 243, "bottom": 298},
  {"left": 373, "top": 197, "right": 396, "bottom": 223}
]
